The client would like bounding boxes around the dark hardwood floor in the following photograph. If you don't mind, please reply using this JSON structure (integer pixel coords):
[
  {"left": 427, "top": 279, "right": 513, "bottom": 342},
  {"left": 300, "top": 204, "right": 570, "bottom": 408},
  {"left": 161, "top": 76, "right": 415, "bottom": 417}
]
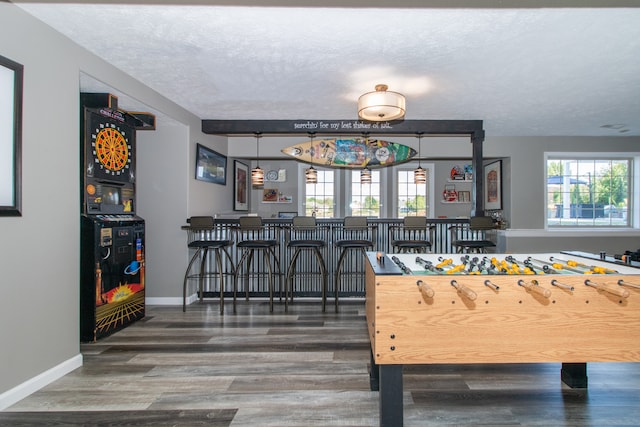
[{"left": 3, "top": 299, "right": 640, "bottom": 426}]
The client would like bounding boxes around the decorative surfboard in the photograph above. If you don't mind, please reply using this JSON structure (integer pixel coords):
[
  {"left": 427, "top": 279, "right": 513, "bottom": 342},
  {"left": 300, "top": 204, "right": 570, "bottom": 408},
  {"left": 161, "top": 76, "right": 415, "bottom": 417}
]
[{"left": 281, "top": 138, "right": 416, "bottom": 168}]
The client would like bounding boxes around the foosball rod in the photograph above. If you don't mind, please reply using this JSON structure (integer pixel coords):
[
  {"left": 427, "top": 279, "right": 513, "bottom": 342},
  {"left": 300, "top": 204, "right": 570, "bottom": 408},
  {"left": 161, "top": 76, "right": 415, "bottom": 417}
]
[
  {"left": 416, "top": 280, "right": 435, "bottom": 298},
  {"left": 550, "top": 279, "right": 574, "bottom": 291},
  {"left": 517, "top": 279, "right": 551, "bottom": 298},
  {"left": 584, "top": 279, "right": 630, "bottom": 298},
  {"left": 618, "top": 279, "right": 640, "bottom": 289}
]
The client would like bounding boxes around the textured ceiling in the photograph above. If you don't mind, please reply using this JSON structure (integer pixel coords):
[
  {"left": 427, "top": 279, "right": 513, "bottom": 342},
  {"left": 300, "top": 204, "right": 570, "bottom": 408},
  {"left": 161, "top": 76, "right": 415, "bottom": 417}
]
[{"left": 13, "top": 1, "right": 640, "bottom": 136}]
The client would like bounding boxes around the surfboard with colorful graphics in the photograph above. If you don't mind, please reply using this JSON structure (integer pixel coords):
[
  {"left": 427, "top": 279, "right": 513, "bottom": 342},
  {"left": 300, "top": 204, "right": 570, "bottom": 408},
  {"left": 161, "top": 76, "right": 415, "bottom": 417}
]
[{"left": 281, "top": 138, "right": 416, "bottom": 168}]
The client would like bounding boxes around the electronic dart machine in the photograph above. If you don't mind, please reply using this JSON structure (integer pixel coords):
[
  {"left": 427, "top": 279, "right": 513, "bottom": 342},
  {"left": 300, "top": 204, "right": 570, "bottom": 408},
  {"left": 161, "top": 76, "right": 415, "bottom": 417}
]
[{"left": 80, "top": 99, "right": 145, "bottom": 342}]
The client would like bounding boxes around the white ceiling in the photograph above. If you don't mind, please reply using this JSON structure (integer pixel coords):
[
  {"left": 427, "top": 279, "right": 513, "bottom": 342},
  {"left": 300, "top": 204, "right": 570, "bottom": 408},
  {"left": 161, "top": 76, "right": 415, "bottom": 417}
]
[{"left": 13, "top": 1, "right": 640, "bottom": 136}]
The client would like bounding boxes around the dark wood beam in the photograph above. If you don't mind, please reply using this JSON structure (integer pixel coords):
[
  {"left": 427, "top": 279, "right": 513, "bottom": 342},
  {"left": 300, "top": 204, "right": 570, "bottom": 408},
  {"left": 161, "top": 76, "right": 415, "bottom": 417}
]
[{"left": 201, "top": 119, "right": 482, "bottom": 136}]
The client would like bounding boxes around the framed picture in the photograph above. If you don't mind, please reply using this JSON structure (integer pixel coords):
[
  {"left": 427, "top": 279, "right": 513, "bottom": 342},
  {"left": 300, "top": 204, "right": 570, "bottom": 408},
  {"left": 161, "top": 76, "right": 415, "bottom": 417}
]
[
  {"left": 484, "top": 160, "right": 502, "bottom": 210},
  {"left": 262, "top": 188, "right": 278, "bottom": 203},
  {"left": 0, "top": 54, "right": 23, "bottom": 216},
  {"left": 278, "top": 211, "right": 297, "bottom": 219},
  {"left": 233, "top": 160, "right": 249, "bottom": 211},
  {"left": 195, "top": 143, "right": 226, "bottom": 185}
]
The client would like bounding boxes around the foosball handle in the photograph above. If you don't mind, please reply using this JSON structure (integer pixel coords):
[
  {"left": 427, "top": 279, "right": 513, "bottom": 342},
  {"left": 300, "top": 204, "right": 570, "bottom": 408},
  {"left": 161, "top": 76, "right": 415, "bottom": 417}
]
[
  {"left": 595, "top": 282, "right": 630, "bottom": 298},
  {"left": 417, "top": 280, "right": 435, "bottom": 299},
  {"left": 528, "top": 283, "right": 552, "bottom": 298},
  {"left": 451, "top": 280, "right": 477, "bottom": 301}
]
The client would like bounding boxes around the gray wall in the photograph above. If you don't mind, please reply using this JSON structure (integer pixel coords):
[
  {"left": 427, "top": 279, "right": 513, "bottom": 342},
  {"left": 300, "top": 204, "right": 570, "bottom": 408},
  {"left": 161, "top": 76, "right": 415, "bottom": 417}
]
[{"left": 0, "top": 3, "right": 231, "bottom": 404}]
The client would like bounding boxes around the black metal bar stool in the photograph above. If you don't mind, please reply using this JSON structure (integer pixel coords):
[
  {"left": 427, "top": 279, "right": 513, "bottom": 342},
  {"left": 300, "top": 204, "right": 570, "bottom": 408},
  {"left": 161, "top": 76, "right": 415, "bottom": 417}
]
[
  {"left": 388, "top": 216, "right": 433, "bottom": 253},
  {"left": 285, "top": 216, "right": 328, "bottom": 312},
  {"left": 334, "top": 216, "right": 375, "bottom": 312},
  {"left": 450, "top": 216, "right": 497, "bottom": 253},
  {"left": 182, "top": 216, "right": 235, "bottom": 314},
  {"left": 233, "top": 216, "right": 282, "bottom": 313}
]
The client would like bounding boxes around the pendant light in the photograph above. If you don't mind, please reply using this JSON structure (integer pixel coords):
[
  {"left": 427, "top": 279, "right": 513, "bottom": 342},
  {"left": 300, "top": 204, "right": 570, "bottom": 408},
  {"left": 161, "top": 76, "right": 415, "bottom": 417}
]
[
  {"left": 360, "top": 167, "right": 372, "bottom": 184},
  {"left": 414, "top": 132, "right": 426, "bottom": 184},
  {"left": 360, "top": 133, "right": 372, "bottom": 184},
  {"left": 251, "top": 132, "right": 264, "bottom": 187},
  {"left": 305, "top": 132, "right": 318, "bottom": 184}
]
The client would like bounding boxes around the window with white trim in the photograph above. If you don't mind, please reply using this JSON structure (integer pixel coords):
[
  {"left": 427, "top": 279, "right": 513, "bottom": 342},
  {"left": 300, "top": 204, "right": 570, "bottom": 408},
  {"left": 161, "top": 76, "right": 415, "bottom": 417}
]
[
  {"left": 304, "top": 169, "right": 335, "bottom": 218},
  {"left": 396, "top": 166, "right": 433, "bottom": 218},
  {"left": 546, "top": 156, "right": 632, "bottom": 227},
  {"left": 348, "top": 170, "right": 381, "bottom": 217}
]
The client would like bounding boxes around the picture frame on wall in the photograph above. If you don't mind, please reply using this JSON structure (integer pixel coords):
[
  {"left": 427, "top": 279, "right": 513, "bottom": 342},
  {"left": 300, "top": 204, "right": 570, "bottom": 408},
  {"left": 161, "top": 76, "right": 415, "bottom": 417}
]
[
  {"left": 233, "top": 160, "right": 249, "bottom": 211},
  {"left": 484, "top": 160, "right": 502, "bottom": 210},
  {"left": 0, "top": 54, "right": 23, "bottom": 217},
  {"left": 195, "top": 143, "right": 227, "bottom": 185}
]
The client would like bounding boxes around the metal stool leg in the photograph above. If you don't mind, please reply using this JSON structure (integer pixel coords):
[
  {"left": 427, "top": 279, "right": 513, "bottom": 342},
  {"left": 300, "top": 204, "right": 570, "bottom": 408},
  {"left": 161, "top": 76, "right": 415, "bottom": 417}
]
[
  {"left": 183, "top": 247, "right": 203, "bottom": 312},
  {"left": 335, "top": 248, "right": 350, "bottom": 313}
]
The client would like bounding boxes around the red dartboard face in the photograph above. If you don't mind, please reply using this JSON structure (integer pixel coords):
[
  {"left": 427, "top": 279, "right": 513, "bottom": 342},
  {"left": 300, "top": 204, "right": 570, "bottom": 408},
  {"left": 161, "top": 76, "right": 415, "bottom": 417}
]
[{"left": 92, "top": 124, "right": 131, "bottom": 175}]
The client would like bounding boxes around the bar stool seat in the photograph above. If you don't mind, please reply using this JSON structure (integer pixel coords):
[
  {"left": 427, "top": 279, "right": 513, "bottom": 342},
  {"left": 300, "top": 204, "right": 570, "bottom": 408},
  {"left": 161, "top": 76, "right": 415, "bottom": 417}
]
[
  {"left": 182, "top": 216, "right": 235, "bottom": 314},
  {"left": 389, "top": 216, "right": 432, "bottom": 253},
  {"left": 233, "top": 216, "right": 282, "bottom": 313},
  {"left": 450, "top": 216, "right": 496, "bottom": 253},
  {"left": 285, "top": 217, "right": 328, "bottom": 312},
  {"left": 334, "top": 217, "right": 375, "bottom": 312}
]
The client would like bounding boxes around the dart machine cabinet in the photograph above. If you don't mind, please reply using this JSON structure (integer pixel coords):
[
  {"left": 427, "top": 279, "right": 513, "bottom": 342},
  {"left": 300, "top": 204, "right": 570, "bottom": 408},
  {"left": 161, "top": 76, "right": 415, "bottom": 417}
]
[{"left": 79, "top": 94, "right": 152, "bottom": 342}]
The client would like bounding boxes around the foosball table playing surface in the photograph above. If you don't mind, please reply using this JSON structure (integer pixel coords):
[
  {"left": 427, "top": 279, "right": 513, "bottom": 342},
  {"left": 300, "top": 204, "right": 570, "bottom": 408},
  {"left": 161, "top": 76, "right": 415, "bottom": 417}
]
[{"left": 364, "top": 252, "right": 640, "bottom": 427}]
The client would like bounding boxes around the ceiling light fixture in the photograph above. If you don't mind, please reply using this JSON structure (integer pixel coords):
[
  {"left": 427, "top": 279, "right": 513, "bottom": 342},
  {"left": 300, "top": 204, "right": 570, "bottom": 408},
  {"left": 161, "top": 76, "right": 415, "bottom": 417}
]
[
  {"left": 305, "top": 132, "right": 318, "bottom": 184},
  {"left": 414, "top": 132, "right": 426, "bottom": 184},
  {"left": 358, "top": 84, "right": 406, "bottom": 122},
  {"left": 251, "top": 132, "right": 264, "bottom": 187}
]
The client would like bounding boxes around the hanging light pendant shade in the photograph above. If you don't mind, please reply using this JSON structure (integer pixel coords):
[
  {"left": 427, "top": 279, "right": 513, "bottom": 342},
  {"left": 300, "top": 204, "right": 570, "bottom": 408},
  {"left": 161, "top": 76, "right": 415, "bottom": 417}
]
[
  {"left": 251, "top": 132, "right": 264, "bottom": 187},
  {"left": 414, "top": 132, "right": 426, "bottom": 184},
  {"left": 360, "top": 167, "right": 372, "bottom": 184},
  {"left": 305, "top": 132, "right": 318, "bottom": 184},
  {"left": 358, "top": 84, "right": 406, "bottom": 122}
]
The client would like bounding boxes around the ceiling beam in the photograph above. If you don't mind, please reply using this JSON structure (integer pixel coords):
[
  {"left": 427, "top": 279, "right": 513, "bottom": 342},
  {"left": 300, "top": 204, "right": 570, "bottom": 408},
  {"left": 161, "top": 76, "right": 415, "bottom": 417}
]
[{"left": 202, "top": 119, "right": 483, "bottom": 136}]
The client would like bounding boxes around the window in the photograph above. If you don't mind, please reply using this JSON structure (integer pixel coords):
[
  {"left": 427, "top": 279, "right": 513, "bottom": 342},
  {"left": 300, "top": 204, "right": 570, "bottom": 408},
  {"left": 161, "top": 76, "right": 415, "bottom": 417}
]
[
  {"left": 304, "top": 169, "right": 335, "bottom": 218},
  {"left": 396, "top": 167, "right": 433, "bottom": 218},
  {"left": 348, "top": 170, "right": 381, "bottom": 217},
  {"left": 546, "top": 156, "right": 632, "bottom": 227}
]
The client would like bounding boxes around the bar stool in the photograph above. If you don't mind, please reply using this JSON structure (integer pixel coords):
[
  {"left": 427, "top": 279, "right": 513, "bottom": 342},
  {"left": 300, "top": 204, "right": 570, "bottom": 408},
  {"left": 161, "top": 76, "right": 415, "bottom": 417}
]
[
  {"left": 181, "top": 216, "right": 235, "bottom": 314},
  {"left": 389, "top": 216, "right": 433, "bottom": 253},
  {"left": 285, "top": 216, "right": 328, "bottom": 312},
  {"left": 233, "top": 216, "right": 282, "bottom": 313},
  {"left": 450, "top": 216, "right": 496, "bottom": 253},
  {"left": 334, "top": 216, "right": 375, "bottom": 312}
]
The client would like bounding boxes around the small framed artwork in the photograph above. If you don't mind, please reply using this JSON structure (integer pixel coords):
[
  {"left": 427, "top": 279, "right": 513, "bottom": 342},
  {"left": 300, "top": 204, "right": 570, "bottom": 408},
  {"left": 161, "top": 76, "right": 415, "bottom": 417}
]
[
  {"left": 484, "top": 160, "right": 502, "bottom": 210},
  {"left": 262, "top": 188, "right": 278, "bottom": 202},
  {"left": 233, "top": 160, "right": 249, "bottom": 211},
  {"left": 195, "top": 143, "right": 226, "bottom": 185},
  {"left": 0, "top": 54, "right": 23, "bottom": 216},
  {"left": 278, "top": 211, "right": 297, "bottom": 219}
]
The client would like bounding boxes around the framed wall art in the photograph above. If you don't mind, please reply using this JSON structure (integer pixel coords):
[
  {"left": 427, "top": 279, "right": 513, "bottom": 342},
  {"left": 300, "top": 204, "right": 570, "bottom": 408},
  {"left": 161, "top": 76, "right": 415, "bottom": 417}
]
[
  {"left": 195, "top": 143, "right": 227, "bottom": 185},
  {"left": 0, "top": 54, "right": 23, "bottom": 216},
  {"left": 484, "top": 160, "right": 502, "bottom": 210},
  {"left": 233, "top": 160, "right": 249, "bottom": 211}
]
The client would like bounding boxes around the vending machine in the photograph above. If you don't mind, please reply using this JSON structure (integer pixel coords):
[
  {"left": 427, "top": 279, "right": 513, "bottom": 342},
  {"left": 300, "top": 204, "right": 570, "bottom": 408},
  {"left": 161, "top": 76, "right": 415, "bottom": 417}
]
[{"left": 80, "top": 102, "right": 145, "bottom": 342}]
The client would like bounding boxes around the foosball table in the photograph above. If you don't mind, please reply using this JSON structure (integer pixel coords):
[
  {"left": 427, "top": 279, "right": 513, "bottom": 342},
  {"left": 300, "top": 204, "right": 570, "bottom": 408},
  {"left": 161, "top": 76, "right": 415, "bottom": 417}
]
[{"left": 365, "top": 252, "right": 640, "bottom": 427}]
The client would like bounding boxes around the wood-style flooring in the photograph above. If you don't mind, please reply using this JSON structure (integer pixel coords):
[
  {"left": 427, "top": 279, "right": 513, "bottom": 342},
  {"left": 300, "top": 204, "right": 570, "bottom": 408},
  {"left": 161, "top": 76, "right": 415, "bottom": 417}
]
[{"left": 3, "top": 299, "right": 640, "bottom": 426}]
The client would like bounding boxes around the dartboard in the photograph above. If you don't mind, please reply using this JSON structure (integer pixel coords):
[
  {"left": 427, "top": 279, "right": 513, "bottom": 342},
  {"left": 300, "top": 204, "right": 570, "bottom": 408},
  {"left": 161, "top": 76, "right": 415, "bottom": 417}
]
[{"left": 92, "top": 124, "right": 130, "bottom": 175}]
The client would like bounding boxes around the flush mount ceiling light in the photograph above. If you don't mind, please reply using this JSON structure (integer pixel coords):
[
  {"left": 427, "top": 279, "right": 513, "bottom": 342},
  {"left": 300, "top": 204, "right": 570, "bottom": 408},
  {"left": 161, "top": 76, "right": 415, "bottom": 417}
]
[
  {"left": 251, "top": 132, "right": 264, "bottom": 187},
  {"left": 358, "top": 84, "right": 406, "bottom": 122},
  {"left": 305, "top": 132, "right": 318, "bottom": 184}
]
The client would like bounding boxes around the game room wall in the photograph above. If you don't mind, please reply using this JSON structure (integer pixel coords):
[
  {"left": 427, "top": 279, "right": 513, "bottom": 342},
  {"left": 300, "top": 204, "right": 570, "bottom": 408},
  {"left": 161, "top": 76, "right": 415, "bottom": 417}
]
[{"left": 0, "top": 3, "right": 227, "bottom": 405}]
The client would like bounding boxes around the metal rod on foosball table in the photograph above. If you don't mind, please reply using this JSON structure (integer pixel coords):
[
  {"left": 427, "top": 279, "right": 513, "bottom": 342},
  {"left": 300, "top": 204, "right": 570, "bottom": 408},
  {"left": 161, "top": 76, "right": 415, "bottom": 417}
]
[
  {"left": 517, "top": 279, "right": 551, "bottom": 298},
  {"left": 618, "top": 279, "right": 640, "bottom": 289},
  {"left": 415, "top": 257, "right": 443, "bottom": 273},
  {"left": 391, "top": 256, "right": 412, "bottom": 275},
  {"left": 550, "top": 279, "right": 574, "bottom": 291},
  {"left": 484, "top": 279, "right": 499, "bottom": 290},
  {"left": 416, "top": 280, "right": 435, "bottom": 298},
  {"left": 550, "top": 256, "right": 619, "bottom": 275},
  {"left": 584, "top": 279, "right": 629, "bottom": 298},
  {"left": 528, "top": 257, "right": 560, "bottom": 275},
  {"left": 450, "top": 279, "right": 477, "bottom": 300}
]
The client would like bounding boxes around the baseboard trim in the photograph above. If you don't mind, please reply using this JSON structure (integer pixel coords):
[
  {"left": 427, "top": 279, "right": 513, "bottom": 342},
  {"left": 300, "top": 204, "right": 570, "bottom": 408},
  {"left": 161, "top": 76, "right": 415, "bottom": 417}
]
[
  {"left": 0, "top": 353, "right": 83, "bottom": 410},
  {"left": 146, "top": 296, "right": 193, "bottom": 306}
]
